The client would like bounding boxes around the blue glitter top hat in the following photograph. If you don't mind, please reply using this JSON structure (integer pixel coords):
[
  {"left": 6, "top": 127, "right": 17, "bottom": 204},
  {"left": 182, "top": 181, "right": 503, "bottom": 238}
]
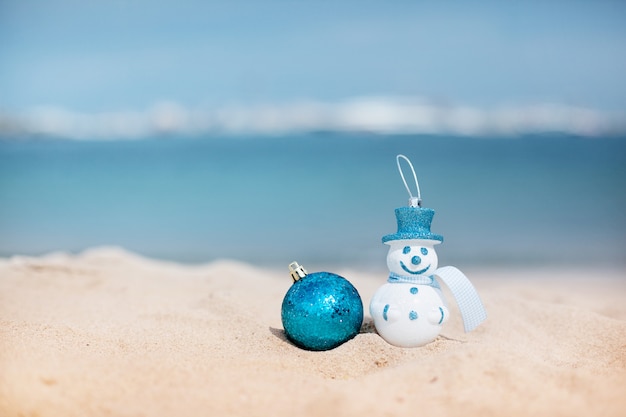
[{"left": 382, "top": 206, "right": 444, "bottom": 244}]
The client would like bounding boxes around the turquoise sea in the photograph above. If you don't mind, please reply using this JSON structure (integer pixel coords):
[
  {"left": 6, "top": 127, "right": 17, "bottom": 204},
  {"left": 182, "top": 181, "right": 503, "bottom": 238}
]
[{"left": 1, "top": 133, "right": 625, "bottom": 269}]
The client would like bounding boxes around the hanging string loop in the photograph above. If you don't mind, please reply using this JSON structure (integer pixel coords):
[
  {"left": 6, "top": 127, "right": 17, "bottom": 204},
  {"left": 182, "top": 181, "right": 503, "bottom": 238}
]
[{"left": 396, "top": 154, "right": 422, "bottom": 207}]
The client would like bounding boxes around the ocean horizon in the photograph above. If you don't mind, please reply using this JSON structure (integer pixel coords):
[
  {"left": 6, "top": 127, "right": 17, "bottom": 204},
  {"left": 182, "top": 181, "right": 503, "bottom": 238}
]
[{"left": 1, "top": 132, "right": 625, "bottom": 271}]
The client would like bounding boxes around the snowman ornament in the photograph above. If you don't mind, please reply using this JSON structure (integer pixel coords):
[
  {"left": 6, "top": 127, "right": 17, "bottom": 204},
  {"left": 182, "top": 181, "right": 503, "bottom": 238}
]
[{"left": 370, "top": 155, "right": 487, "bottom": 347}]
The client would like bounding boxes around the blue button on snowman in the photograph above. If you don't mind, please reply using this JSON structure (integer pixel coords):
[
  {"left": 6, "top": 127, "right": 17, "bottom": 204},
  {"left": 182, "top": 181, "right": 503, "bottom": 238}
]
[{"left": 370, "top": 155, "right": 487, "bottom": 347}]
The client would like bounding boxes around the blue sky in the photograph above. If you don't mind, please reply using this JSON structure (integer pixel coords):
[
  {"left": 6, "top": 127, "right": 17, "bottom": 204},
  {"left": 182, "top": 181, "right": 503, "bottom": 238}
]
[{"left": 1, "top": 1, "right": 625, "bottom": 114}]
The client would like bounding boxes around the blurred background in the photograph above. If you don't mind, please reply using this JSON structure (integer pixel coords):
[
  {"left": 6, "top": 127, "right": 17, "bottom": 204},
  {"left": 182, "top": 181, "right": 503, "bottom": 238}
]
[{"left": 1, "top": 1, "right": 625, "bottom": 270}]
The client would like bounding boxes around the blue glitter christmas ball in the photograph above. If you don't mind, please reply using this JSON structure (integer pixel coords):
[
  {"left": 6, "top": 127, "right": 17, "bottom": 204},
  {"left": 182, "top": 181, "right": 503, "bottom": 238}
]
[{"left": 281, "top": 270, "right": 363, "bottom": 351}]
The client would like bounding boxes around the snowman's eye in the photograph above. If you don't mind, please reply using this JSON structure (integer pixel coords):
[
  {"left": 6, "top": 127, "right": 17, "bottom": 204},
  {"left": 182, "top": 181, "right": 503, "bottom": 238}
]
[
  {"left": 421, "top": 248, "right": 428, "bottom": 255},
  {"left": 403, "top": 246, "right": 411, "bottom": 254}
]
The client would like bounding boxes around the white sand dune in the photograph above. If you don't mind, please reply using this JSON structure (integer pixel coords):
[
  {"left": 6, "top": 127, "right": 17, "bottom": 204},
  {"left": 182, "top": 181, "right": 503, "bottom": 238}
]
[{"left": 1, "top": 247, "right": 625, "bottom": 416}]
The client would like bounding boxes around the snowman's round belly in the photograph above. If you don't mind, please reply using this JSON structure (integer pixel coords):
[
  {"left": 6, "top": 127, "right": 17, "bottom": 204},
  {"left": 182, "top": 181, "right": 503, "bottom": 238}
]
[{"left": 370, "top": 283, "right": 446, "bottom": 347}]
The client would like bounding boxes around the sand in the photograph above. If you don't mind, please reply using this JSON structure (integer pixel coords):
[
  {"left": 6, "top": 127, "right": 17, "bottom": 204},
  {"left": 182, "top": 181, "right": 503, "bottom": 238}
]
[{"left": 1, "top": 247, "right": 625, "bottom": 417}]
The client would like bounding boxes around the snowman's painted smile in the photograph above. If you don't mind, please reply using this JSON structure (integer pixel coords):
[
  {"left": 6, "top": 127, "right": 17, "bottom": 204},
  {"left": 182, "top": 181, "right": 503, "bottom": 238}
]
[{"left": 400, "top": 262, "right": 430, "bottom": 275}]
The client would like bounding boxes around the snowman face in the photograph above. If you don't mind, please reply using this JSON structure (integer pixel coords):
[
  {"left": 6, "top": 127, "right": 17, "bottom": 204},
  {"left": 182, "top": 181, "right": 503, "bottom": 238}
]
[{"left": 386, "top": 240, "right": 439, "bottom": 276}]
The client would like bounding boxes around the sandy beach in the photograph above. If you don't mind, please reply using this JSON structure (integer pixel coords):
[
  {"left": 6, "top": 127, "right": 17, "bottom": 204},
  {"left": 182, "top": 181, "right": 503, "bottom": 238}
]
[{"left": 1, "top": 247, "right": 625, "bottom": 417}]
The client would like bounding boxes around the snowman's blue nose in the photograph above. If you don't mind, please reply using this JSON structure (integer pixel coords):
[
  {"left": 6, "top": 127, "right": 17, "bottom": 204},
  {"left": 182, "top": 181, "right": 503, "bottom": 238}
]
[{"left": 411, "top": 256, "right": 421, "bottom": 265}]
